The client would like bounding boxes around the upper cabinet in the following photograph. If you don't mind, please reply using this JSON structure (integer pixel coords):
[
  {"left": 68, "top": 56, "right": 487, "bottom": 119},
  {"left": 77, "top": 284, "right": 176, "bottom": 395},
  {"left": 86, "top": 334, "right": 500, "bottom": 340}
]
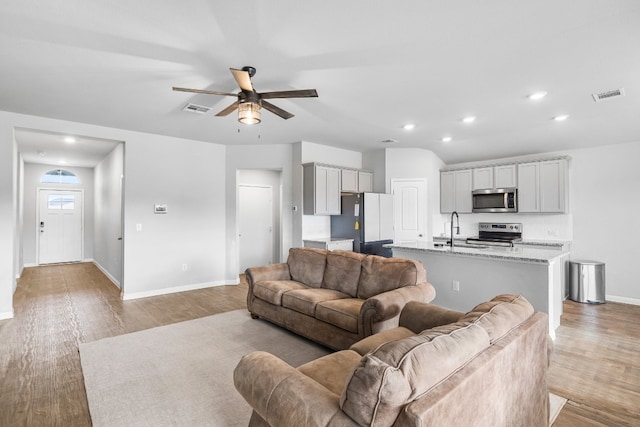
[
  {"left": 341, "top": 168, "right": 358, "bottom": 193},
  {"left": 303, "top": 163, "right": 374, "bottom": 215},
  {"left": 357, "top": 170, "right": 373, "bottom": 193},
  {"left": 472, "top": 165, "right": 517, "bottom": 190},
  {"left": 442, "top": 157, "right": 568, "bottom": 214},
  {"left": 517, "top": 159, "right": 567, "bottom": 213},
  {"left": 441, "top": 169, "right": 473, "bottom": 213},
  {"left": 303, "top": 163, "right": 342, "bottom": 215},
  {"left": 341, "top": 168, "right": 374, "bottom": 193}
]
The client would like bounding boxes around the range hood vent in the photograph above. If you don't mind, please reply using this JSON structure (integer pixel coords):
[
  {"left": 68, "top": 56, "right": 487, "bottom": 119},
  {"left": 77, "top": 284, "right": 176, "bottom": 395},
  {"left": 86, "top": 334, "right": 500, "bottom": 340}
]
[
  {"left": 592, "top": 88, "right": 625, "bottom": 102},
  {"left": 182, "top": 103, "right": 211, "bottom": 114}
]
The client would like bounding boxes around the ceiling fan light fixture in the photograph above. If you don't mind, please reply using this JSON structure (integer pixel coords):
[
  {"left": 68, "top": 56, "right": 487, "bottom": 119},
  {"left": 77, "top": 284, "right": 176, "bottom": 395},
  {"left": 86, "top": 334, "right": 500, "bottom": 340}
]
[{"left": 238, "top": 102, "right": 261, "bottom": 125}]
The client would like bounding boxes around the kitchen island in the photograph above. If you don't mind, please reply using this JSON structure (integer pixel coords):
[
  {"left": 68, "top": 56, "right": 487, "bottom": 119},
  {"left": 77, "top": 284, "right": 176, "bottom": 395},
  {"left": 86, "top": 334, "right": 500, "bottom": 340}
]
[{"left": 386, "top": 241, "right": 569, "bottom": 338}]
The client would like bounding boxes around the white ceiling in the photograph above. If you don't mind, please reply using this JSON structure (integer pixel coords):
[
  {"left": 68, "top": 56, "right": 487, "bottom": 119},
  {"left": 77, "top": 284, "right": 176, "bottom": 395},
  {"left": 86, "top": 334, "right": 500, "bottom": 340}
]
[{"left": 2, "top": 0, "right": 639, "bottom": 166}]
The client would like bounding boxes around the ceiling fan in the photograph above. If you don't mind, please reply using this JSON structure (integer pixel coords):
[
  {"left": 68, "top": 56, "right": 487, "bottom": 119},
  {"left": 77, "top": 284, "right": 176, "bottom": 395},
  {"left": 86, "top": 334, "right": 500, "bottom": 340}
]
[{"left": 173, "top": 66, "right": 318, "bottom": 124}]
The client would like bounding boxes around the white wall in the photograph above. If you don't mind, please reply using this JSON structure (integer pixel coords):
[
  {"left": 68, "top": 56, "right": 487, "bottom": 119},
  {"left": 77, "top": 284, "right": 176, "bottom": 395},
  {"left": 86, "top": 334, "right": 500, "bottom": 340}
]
[
  {"left": 384, "top": 148, "right": 447, "bottom": 241},
  {"left": 0, "top": 122, "right": 17, "bottom": 318},
  {"left": 362, "top": 149, "right": 386, "bottom": 193},
  {"left": 94, "top": 143, "right": 124, "bottom": 286},
  {"left": 0, "top": 110, "right": 229, "bottom": 309},
  {"left": 225, "top": 144, "right": 294, "bottom": 280},
  {"left": 22, "top": 163, "right": 95, "bottom": 265}
]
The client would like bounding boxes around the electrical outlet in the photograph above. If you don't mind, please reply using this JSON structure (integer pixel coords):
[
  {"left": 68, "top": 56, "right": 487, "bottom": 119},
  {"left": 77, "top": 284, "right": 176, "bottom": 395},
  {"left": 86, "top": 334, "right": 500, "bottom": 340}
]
[
  {"left": 181, "top": 264, "right": 188, "bottom": 272},
  {"left": 452, "top": 280, "right": 460, "bottom": 291}
]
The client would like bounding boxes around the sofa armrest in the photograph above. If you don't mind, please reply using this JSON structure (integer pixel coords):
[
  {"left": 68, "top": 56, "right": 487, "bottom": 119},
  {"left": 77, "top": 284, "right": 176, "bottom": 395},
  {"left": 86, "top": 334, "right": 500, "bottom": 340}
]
[
  {"left": 359, "top": 282, "right": 436, "bottom": 337},
  {"left": 233, "top": 351, "right": 356, "bottom": 427},
  {"left": 399, "top": 301, "right": 465, "bottom": 334},
  {"left": 245, "top": 263, "right": 291, "bottom": 285}
]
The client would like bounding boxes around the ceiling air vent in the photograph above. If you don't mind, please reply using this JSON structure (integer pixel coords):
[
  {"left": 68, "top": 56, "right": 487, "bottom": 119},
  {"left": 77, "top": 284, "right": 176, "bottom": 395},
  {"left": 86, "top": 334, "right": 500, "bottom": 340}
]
[
  {"left": 381, "top": 138, "right": 399, "bottom": 144},
  {"left": 182, "top": 103, "right": 211, "bottom": 114},
  {"left": 592, "top": 88, "right": 625, "bottom": 103}
]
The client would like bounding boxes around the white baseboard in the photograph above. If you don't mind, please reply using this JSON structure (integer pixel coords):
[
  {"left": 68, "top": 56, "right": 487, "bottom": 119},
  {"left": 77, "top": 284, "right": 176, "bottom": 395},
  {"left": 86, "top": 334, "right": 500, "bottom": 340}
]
[
  {"left": 0, "top": 310, "right": 14, "bottom": 320},
  {"left": 92, "top": 260, "right": 121, "bottom": 290},
  {"left": 122, "top": 280, "right": 230, "bottom": 301},
  {"left": 606, "top": 294, "right": 640, "bottom": 306}
]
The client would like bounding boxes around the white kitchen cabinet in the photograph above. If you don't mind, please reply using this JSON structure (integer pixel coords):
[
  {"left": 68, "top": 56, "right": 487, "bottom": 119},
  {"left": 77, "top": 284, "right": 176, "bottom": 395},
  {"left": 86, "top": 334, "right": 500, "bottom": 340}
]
[
  {"left": 303, "top": 163, "right": 341, "bottom": 215},
  {"left": 494, "top": 164, "right": 517, "bottom": 188},
  {"left": 472, "top": 165, "right": 516, "bottom": 190},
  {"left": 472, "top": 167, "right": 493, "bottom": 190},
  {"left": 341, "top": 168, "right": 358, "bottom": 193},
  {"left": 357, "top": 170, "right": 373, "bottom": 192},
  {"left": 440, "top": 169, "right": 472, "bottom": 213},
  {"left": 517, "top": 159, "right": 567, "bottom": 213}
]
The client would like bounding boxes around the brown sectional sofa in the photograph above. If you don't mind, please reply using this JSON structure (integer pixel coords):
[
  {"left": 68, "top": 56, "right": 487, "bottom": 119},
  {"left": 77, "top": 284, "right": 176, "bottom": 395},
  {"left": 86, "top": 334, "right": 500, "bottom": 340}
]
[
  {"left": 234, "top": 294, "right": 551, "bottom": 427},
  {"left": 245, "top": 247, "right": 436, "bottom": 350}
]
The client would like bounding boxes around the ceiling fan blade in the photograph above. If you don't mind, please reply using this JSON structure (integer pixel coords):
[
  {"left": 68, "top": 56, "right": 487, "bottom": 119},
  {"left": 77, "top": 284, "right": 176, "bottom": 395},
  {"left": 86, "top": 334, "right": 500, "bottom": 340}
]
[
  {"left": 260, "top": 89, "right": 318, "bottom": 99},
  {"left": 215, "top": 101, "right": 240, "bottom": 117},
  {"left": 230, "top": 68, "right": 254, "bottom": 92},
  {"left": 261, "top": 101, "right": 294, "bottom": 120},
  {"left": 172, "top": 87, "right": 237, "bottom": 97}
]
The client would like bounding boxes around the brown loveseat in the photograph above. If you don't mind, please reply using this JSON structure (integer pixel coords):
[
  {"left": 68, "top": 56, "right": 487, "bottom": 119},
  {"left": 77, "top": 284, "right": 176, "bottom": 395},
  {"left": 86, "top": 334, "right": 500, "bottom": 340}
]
[
  {"left": 234, "top": 294, "right": 550, "bottom": 427},
  {"left": 245, "top": 247, "right": 436, "bottom": 350}
]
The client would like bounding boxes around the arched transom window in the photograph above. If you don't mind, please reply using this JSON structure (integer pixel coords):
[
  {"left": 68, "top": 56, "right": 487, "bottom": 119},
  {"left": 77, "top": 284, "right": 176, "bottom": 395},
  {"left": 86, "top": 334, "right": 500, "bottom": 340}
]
[{"left": 41, "top": 169, "right": 80, "bottom": 184}]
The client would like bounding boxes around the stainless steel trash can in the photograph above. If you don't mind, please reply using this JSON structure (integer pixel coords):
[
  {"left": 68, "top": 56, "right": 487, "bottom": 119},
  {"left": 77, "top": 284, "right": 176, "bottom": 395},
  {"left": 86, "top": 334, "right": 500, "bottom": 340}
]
[{"left": 569, "top": 260, "right": 605, "bottom": 304}]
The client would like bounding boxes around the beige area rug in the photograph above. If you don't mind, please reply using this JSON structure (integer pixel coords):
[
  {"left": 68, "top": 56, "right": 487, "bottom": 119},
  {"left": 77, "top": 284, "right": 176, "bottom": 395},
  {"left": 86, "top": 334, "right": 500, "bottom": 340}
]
[
  {"left": 80, "top": 309, "right": 566, "bottom": 427},
  {"left": 79, "top": 310, "right": 330, "bottom": 427},
  {"left": 550, "top": 392, "right": 568, "bottom": 425}
]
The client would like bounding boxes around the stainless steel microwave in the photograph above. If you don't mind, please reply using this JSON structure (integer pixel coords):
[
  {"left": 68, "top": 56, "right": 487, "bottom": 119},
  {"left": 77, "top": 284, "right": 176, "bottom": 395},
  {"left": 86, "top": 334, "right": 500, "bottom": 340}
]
[{"left": 472, "top": 188, "right": 518, "bottom": 213}]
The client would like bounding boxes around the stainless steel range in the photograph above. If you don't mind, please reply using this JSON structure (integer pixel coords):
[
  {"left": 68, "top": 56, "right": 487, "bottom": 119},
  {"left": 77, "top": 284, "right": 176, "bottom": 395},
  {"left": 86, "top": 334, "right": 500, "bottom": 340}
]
[{"left": 466, "top": 222, "right": 523, "bottom": 247}]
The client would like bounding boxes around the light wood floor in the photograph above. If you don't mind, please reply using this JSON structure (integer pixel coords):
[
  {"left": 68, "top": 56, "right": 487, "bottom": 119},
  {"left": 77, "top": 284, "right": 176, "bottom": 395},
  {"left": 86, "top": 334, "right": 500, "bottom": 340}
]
[{"left": 1, "top": 262, "right": 638, "bottom": 426}]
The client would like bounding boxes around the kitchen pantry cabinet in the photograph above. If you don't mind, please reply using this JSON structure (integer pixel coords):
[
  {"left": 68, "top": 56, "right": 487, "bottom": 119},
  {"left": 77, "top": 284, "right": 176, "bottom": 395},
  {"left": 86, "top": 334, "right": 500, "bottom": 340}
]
[
  {"left": 303, "top": 163, "right": 341, "bottom": 215},
  {"left": 472, "top": 165, "right": 517, "bottom": 190},
  {"left": 440, "top": 169, "right": 472, "bottom": 213},
  {"left": 517, "top": 159, "right": 567, "bottom": 213}
]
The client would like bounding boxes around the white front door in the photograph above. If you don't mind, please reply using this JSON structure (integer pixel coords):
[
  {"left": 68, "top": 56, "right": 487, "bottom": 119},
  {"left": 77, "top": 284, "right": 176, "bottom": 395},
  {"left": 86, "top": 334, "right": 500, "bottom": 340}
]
[
  {"left": 38, "top": 189, "right": 83, "bottom": 264},
  {"left": 238, "top": 185, "right": 273, "bottom": 273},
  {"left": 391, "top": 179, "right": 427, "bottom": 245}
]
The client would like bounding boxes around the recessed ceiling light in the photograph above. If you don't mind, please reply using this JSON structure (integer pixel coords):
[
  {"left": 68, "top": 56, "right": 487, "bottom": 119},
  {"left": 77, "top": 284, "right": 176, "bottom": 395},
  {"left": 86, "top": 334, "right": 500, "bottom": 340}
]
[
  {"left": 58, "top": 160, "right": 67, "bottom": 164},
  {"left": 64, "top": 136, "right": 76, "bottom": 143},
  {"left": 553, "top": 115, "right": 569, "bottom": 122},
  {"left": 403, "top": 124, "right": 415, "bottom": 130},
  {"left": 462, "top": 116, "right": 476, "bottom": 124},
  {"left": 528, "top": 91, "right": 547, "bottom": 101},
  {"left": 441, "top": 136, "right": 452, "bottom": 143}
]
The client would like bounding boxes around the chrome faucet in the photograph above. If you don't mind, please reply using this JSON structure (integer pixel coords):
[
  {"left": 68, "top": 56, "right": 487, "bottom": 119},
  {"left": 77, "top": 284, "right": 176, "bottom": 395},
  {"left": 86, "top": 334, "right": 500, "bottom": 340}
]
[{"left": 449, "top": 211, "right": 460, "bottom": 248}]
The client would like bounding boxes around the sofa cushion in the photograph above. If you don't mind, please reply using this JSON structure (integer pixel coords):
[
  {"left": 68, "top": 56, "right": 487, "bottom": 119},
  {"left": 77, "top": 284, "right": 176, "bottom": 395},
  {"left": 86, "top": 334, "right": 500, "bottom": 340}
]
[
  {"left": 357, "top": 255, "right": 426, "bottom": 299},
  {"left": 287, "top": 247, "right": 327, "bottom": 288},
  {"left": 315, "top": 299, "right": 363, "bottom": 333},
  {"left": 253, "top": 280, "right": 308, "bottom": 306},
  {"left": 298, "top": 350, "right": 362, "bottom": 396},
  {"left": 458, "top": 294, "right": 534, "bottom": 343},
  {"left": 340, "top": 323, "right": 490, "bottom": 426},
  {"left": 282, "top": 288, "right": 350, "bottom": 317},
  {"left": 322, "top": 251, "right": 366, "bottom": 297}
]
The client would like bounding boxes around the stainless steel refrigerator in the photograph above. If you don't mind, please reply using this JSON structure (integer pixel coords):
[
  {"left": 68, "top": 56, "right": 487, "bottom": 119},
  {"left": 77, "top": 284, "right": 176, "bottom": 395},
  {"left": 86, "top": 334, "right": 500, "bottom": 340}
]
[{"left": 330, "top": 193, "right": 394, "bottom": 257}]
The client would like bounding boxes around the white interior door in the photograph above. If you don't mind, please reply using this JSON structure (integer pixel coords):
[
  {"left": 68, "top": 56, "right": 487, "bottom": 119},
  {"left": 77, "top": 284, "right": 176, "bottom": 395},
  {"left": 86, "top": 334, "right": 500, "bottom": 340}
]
[
  {"left": 391, "top": 179, "right": 427, "bottom": 244},
  {"left": 238, "top": 185, "right": 273, "bottom": 273},
  {"left": 38, "top": 189, "right": 83, "bottom": 264}
]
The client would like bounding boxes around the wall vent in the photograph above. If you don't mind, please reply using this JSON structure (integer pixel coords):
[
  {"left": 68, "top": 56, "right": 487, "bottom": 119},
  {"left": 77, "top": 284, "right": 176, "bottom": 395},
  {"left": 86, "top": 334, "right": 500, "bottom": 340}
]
[
  {"left": 592, "top": 88, "right": 625, "bottom": 102},
  {"left": 182, "top": 103, "right": 211, "bottom": 114}
]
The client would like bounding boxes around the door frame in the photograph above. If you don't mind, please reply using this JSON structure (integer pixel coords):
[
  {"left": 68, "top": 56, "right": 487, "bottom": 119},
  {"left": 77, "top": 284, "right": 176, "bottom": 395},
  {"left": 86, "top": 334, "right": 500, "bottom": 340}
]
[{"left": 36, "top": 187, "right": 85, "bottom": 265}]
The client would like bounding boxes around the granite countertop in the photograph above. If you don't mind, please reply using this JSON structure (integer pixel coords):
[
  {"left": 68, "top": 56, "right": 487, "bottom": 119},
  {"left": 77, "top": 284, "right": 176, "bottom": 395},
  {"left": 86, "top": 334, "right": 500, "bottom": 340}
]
[
  {"left": 432, "top": 235, "right": 570, "bottom": 248},
  {"left": 386, "top": 241, "right": 569, "bottom": 264}
]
